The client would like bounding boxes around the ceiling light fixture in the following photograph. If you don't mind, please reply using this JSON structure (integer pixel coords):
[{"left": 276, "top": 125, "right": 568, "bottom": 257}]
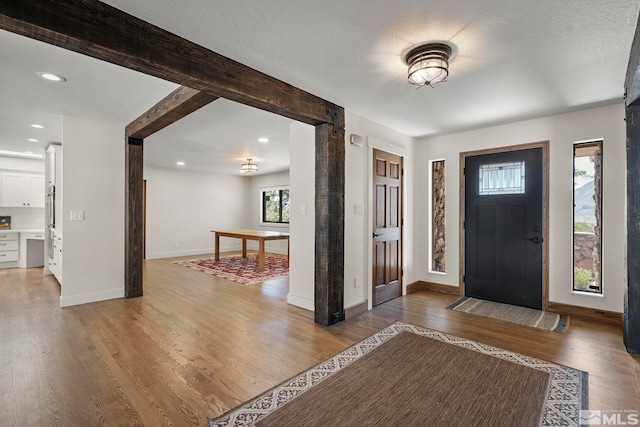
[
  {"left": 258, "top": 137, "right": 269, "bottom": 143},
  {"left": 240, "top": 158, "right": 258, "bottom": 173},
  {"left": 36, "top": 72, "right": 67, "bottom": 82},
  {"left": 27, "top": 138, "right": 39, "bottom": 142},
  {"left": 176, "top": 161, "right": 185, "bottom": 166},
  {"left": 405, "top": 42, "right": 453, "bottom": 87},
  {"left": 30, "top": 124, "right": 45, "bottom": 129}
]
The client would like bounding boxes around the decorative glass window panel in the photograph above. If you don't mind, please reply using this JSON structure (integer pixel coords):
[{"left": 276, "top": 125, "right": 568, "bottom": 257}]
[
  {"left": 478, "top": 161, "right": 525, "bottom": 195},
  {"left": 431, "top": 160, "right": 446, "bottom": 272}
]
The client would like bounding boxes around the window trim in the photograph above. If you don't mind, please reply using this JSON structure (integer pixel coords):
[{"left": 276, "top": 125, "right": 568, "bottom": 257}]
[{"left": 260, "top": 186, "right": 290, "bottom": 226}]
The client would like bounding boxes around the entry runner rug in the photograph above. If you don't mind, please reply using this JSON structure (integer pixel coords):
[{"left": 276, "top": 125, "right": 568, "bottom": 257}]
[
  {"left": 208, "top": 321, "right": 587, "bottom": 427},
  {"left": 447, "top": 296, "right": 570, "bottom": 333},
  {"left": 174, "top": 254, "right": 288, "bottom": 285}
]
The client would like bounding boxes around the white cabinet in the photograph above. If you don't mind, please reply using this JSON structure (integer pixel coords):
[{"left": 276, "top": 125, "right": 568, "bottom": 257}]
[
  {"left": 0, "top": 233, "right": 19, "bottom": 263},
  {"left": 49, "top": 229, "right": 63, "bottom": 284},
  {"left": 1, "top": 172, "right": 45, "bottom": 208}
]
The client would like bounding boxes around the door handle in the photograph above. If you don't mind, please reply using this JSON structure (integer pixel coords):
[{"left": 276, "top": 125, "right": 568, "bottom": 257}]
[
  {"left": 527, "top": 237, "right": 541, "bottom": 244},
  {"left": 372, "top": 232, "right": 381, "bottom": 238}
]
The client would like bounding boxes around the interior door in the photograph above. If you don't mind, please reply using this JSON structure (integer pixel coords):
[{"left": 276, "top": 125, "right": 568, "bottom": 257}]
[
  {"left": 372, "top": 149, "right": 402, "bottom": 306},
  {"left": 464, "top": 147, "right": 543, "bottom": 309}
]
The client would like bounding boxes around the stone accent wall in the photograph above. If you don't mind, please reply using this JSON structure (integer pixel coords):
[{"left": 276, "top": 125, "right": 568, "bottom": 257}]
[
  {"left": 432, "top": 161, "right": 445, "bottom": 272},
  {"left": 574, "top": 232, "right": 596, "bottom": 271}
]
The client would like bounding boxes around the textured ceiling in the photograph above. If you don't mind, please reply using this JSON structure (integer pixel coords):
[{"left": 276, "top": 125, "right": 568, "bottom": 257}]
[{"left": 0, "top": 1, "right": 638, "bottom": 174}]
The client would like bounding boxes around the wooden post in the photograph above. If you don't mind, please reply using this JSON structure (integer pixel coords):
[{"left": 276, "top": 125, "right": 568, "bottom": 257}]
[
  {"left": 625, "top": 105, "right": 640, "bottom": 354},
  {"left": 125, "top": 137, "right": 144, "bottom": 298},
  {"left": 315, "top": 112, "right": 345, "bottom": 326}
]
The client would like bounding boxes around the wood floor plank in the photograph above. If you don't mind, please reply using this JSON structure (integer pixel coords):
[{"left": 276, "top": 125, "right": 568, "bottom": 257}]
[{"left": 0, "top": 255, "right": 638, "bottom": 426}]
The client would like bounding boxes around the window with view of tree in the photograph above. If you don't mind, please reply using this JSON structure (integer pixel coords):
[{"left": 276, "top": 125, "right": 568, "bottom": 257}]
[
  {"left": 262, "top": 188, "right": 290, "bottom": 224},
  {"left": 573, "top": 141, "right": 602, "bottom": 294}
]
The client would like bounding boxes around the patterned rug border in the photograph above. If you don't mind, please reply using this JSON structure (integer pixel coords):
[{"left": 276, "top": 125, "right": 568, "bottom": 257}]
[
  {"left": 207, "top": 321, "right": 588, "bottom": 426},
  {"left": 447, "top": 296, "right": 570, "bottom": 333},
  {"left": 174, "top": 254, "right": 289, "bottom": 285}
]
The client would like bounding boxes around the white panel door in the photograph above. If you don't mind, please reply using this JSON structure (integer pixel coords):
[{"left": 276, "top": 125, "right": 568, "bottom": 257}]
[
  {"left": 29, "top": 175, "right": 45, "bottom": 208},
  {"left": 1, "top": 173, "right": 28, "bottom": 207}
]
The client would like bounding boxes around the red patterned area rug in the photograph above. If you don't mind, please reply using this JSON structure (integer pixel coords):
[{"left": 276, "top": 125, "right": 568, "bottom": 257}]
[{"left": 174, "top": 254, "right": 289, "bottom": 285}]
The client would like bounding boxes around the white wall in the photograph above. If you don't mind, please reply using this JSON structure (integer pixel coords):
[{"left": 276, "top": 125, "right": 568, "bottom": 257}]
[
  {"left": 344, "top": 111, "right": 415, "bottom": 310},
  {"left": 0, "top": 157, "right": 45, "bottom": 229},
  {"left": 143, "top": 167, "right": 250, "bottom": 258},
  {"left": 60, "top": 116, "right": 124, "bottom": 307},
  {"left": 415, "top": 103, "right": 626, "bottom": 313},
  {"left": 287, "top": 122, "right": 315, "bottom": 311},
  {"left": 246, "top": 170, "right": 290, "bottom": 254},
  {"left": 0, "top": 157, "right": 44, "bottom": 173}
]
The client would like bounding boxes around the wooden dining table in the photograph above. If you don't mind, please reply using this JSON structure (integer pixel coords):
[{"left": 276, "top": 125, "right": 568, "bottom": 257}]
[{"left": 211, "top": 229, "right": 290, "bottom": 271}]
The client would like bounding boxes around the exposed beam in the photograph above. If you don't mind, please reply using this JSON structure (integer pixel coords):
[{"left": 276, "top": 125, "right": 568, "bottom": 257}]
[
  {"left": 1, "top": 0, "right": 346, "bottom": 326},
  {"left": 0, "top": 0, "right": 344, "bottom": 128},
  {"left": 126, "top": 86, "right": 218, "bottom": 139}
]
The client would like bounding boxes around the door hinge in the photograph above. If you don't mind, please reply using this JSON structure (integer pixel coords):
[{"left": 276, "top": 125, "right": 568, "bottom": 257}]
[
  {"left": 402, "top": 268, "right": 404, "bottom": 276},
  {"left": 463, "top": 275, "right": 465, "bottom": 283}
]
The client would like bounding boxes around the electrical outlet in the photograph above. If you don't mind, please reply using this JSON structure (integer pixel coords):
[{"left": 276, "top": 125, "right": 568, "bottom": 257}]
[
  {"left": 174, "top": 242, "right": 180, "bottom": 248},
  {"left": 354, "top": 276, "right": 361, "bottom": 288}
]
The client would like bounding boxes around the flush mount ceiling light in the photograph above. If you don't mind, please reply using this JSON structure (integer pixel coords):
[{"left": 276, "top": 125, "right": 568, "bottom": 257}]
[
  {"left": 36, "top": 72, "right": 67, "bottom": 82},
  {"left": 258, "top": 137, "right": 269, "bottom": 143},
  {"left": 240, "top": 158, "right": 258, "bottom": 173},
  {"left": 405, "top": 42, "right": 453, "bottom": 87},
  {"left": 30, "top": 124, "right": 45, "bottom": 129}
]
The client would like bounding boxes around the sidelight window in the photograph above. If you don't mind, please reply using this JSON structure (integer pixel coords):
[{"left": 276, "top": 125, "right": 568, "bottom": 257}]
[
  {"left": 478, "top": 161, "right": 525, "bottom": 195},
  {"left": 430, "top": 160, "right": 446, "bottom": 273},
  {"left": 262, "top": 188, "right": 290, "bottom": 224},
  {"left": 573, "top": 141, "right": 602, "bottom": 294}
]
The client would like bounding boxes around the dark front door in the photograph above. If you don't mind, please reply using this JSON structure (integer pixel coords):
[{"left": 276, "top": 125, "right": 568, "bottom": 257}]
[
  {"left": 464, "top": 148, "right": 543, "bottom": 309},
  {"left": 372, "top": 149, "right": 402, "bottom": 306}
]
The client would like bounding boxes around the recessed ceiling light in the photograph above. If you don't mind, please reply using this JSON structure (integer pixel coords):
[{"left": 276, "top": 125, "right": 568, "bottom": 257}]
[
  {"left": 176, "top": 161, "right": 185, "bottom": 166},
  {"left": 36, "top": 72, "right": 67, "bottom": 82},
  {"left": 30, "top": 124, "right": 45, "bottom": 129},
  {"left": 27, "top": 138, "right": 39, "bottom": 142},
  {"left": 25, "top": 151, "right": 33, "bottom": 154},
  {"left": 258, "top": 137, "right": 269, "bottom": 143},
  {"left": 0, "top": 150, "right": 43, "bottom": 159}
]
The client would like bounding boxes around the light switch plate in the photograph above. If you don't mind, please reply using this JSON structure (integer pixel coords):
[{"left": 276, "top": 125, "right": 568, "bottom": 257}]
[{"left": 70, "top": 210, "right": 84, "bottom": 221}]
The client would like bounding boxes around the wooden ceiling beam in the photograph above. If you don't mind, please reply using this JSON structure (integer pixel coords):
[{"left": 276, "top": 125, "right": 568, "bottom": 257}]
[
  {"left": 0, "top": 0, "right": 343, "bottom": 129},
  {"left": 126, "top": 86, "right": 218, "bottom": 139}
]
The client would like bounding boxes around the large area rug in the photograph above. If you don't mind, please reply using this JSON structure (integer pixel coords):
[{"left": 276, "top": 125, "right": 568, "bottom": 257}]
[
  {"left": 208, "top": 321, "right": 588, "bottom": 427},
  {"left": 448, "top": 296, "right": 570, "bottom": 333},
  {"left": 174, "top": 254, "right": 288, "bottom": 285}
]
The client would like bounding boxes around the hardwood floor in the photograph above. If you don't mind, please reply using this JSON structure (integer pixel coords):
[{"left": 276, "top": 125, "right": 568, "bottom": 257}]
[{"left": 0, "top": 256, "right": 639, "bottom": 426}]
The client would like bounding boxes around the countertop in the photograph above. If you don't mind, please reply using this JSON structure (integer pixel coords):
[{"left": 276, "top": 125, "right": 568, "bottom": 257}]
[{"left": 0, "top": 229, "right": 46, "bottom": 234}]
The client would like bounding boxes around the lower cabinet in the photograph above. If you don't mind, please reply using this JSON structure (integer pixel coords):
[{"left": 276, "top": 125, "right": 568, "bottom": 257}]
[
  {"left": 50, "top": 230, "right": 63, "bottom": 283},
  {"left": 0, "top": 233, "right": 19, "bottom": 263}
]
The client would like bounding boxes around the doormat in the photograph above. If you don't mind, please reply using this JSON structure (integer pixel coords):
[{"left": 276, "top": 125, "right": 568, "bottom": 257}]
[
  {"left": 174, "top": 254, "right": 288, "bottom": 285},
  {"left": 447, "top": 296, "right": 569, "bottom": 333},
  {"left": 208, "top": 321, "right": 587, "bottom": 426}
]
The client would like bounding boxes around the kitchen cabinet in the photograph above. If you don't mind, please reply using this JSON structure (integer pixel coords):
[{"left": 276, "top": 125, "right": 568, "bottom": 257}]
[
  {"left": 0, "top": 233, "right": 19, "bottom": 263},
  {"left": 49, "top": 229, "right": 63, "bottom": 284},
  {"left": 1, "top": 172, "right": 45, "bottom": 208}
]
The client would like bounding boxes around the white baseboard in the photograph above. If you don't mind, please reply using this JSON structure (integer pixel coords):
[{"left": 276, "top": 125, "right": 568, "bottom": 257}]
[
  {"left": 60, "top": 288, "right": 124, "bottom": 308},
  {"left": 287, "top": 293, "right": 314, "bottom": 311}
]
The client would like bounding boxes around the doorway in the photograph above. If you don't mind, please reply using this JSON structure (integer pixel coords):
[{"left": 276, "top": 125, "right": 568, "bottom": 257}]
[
  {"left": 461, "top": 143, "right": 549, "bottom": 310},
  {"left": 372, "top": 148, "right": 402, "bottom": 306}
]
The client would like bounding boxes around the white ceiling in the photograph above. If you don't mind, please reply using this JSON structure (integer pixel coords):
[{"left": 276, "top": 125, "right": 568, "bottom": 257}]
[{"left": 1, "top": 0, "right": 638, "bottom": 174}]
